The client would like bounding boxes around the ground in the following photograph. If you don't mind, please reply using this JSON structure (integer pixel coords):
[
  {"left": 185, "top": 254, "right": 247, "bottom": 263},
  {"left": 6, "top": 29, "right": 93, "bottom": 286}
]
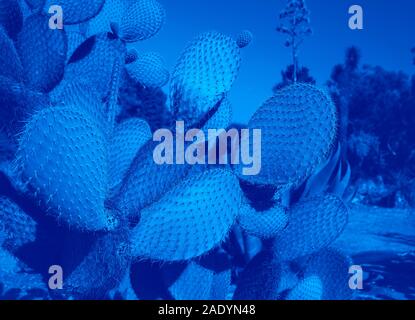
[{"left": 334, "top": 204, "right": 415, "bottom": 299}]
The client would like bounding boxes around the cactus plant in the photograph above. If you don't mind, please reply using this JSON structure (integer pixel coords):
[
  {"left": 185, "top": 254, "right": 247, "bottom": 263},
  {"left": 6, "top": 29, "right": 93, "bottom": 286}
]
[{"left": 0, "top": 0, "right": 356, "bottom": 301}]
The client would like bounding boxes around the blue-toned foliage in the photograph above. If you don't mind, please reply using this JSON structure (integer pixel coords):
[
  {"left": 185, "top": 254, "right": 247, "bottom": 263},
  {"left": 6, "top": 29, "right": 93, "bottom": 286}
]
[{"left": 0, "top": 0, "right": 410, "bottom": 301}]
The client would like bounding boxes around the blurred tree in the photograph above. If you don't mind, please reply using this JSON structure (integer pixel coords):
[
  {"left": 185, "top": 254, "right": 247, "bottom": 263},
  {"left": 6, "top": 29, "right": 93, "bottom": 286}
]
[
  {"left": 276, "top": 0, "right": 312, "bottom": 83},
  {"left": 329, "top": 48, "right": 415, "bottom": 206},
  {"left": 327, "top": 46, "right": 361, "bottom": 158}
]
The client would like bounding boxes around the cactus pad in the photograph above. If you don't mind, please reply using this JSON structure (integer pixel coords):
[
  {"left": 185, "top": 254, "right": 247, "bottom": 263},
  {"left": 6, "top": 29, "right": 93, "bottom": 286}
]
[
  {"left": 109, "top": 118, "right": 151, "bottom": 192},
  {"left": 273, "top": 194, "right": 348, "bottom": 261},
  {"left": 245, "top": 83, "right": 338, "bottom": 187},
  {"left": 236, "top": 30, "right": 253, "bottom": 48},
  {"left": 16, "top": 106, "right": 110, "bottom": 231},
  {"left": 118, "top": 0, "right": 165, "bottom": 42},
  {"left": 126, "top": 52, "right": 169, "bottom": 88},
  {"left": 0, "top": 196, "right": 37, "bottom": 252},
  {"left": 16, "top": 13, "right": 67, "bottom": 93},
  {"left": 131, "top": 168, "right": 241, "bottom": 261},
  {"left": 170, "top": 31, "right": 241, "bottom": 118}
]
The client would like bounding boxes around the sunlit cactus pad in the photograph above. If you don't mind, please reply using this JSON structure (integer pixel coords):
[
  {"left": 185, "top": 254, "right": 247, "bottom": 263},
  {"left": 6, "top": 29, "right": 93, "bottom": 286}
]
[
  {"left": 16, "top": 106, "right": 110, "bottom": 231},
  {"left": 170, "top": 31, "right": 241, "bottom": 118},
  {"left": 245, "top": 83, "right": 338, "bottom": 187}
]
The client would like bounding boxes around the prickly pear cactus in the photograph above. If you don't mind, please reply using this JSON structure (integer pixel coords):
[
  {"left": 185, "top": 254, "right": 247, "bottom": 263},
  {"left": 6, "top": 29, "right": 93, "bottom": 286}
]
[
  {"left": 273, "top": 194, "right": 348, "bottom": 261},
  {"left": 15, "top": 106, "right": 111, "bottom": 231},
  {"left": 126, "top": 52, "right": 169, "bottom": 88},
  {"left": 0, "top": 0, "right": 355, "bottom": 302},
  {"left": 108, "top": 118, "right": 151, "bottom": 192},
  {"left": 238, "top": 199, "right": 288, "bottom": 239},
  {"left": 243, "top": 83, "right": 338, "bottom": 187},
  {"left": 286, "top": 276, "right": 323, "bottom": 300},
  {"left": 236, "top": 30, "right": 253, "bottom": 48},
  {"left": 117, "top": 0, "right": 165, "bottom": 42},
  {"left": 131, "top": 168, "right": 241, "bottom": 261},
  {"left": 63, "top": 230, "right": 131, "bottom": 299},
  {"left": 16, "top": 13, "right": 67, "bottom": 93},
  {"left": 0, "top": 26, "right": 24, "bottom": 82},
  {"left": 64, "top": 33, "right": 125, "bottom": 99},
  {"left": 302, "top": 248, "right": 354, "bottom": 300},
  {"left": 233, "top": 250, "right": 281, "bottom": 300},
  {"left": 0, "top": 0, "right": 23, "bottom": 39},
  {"left": 170, "top": 31, "right": 242, "bottom": 121},
  {"left": 0, "top": 196, "right": 36, "bottom": 252}
]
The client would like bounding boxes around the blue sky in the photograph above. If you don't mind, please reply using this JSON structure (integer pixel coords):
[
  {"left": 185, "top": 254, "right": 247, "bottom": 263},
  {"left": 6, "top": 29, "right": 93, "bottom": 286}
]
[{"left": 139, "top": 0, "right": 415, "bottom": 123}]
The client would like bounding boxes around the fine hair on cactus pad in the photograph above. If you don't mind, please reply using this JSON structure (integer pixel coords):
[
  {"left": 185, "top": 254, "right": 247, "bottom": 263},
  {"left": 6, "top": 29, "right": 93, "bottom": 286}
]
[
  {"left": 245, "top": 83, "right": 338, "bottom": 187},
  {"left": 16, "top": 106, "right": 111, "bottom": 231},
  {"left": 273, "top": 194, "right": 348, "bottom": 261},
  {"left": 131, "top": 168, "right": 241, "bottom": 261}
]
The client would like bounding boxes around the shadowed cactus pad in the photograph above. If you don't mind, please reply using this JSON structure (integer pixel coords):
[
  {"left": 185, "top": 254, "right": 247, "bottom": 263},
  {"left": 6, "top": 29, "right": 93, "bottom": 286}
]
[
  {"left": 236, "top": 30, "right": 253, "bottom": 48},
  {"left": 66, "top": 31, "right": 86, "bottom": 63},
  {"left": 112, "top": 138, "right": 193, "bottom": 217},
  {"left": 65, "top": 33, "right": 125, "bottom": 99},
  {"left": 44, "top": 0, "right": 105, "bottom": 24},
  {"left": 16, "top": 13, "right": 67, "bottom": 93},
  {"left": 0, "top": 27, "right": 23, "bottom": 82},
  {"left": 24, "top": 0, "right": 45, "bottom": 9},
  {"left": 0, "top": 75, "right": 49, "bottom": 141},
  {"left": 125, "top": 49, "right": 138, "bottom": 64},
  {"left": 109, "top": 118, "right": 151, "bottom": 192},
  {"left": 64, "top": 231, "right": 131, "bottom": 299},
  {"left": 169, "top": 262, "right": 214, "bottom": 300},
  {"left": 0, "top": 247, "right": 47, "bottom": 299},
  {"left": 50, "top": 78, "right": 109, "bottom": 136},
  {"left": 16, "top": 106, "right": 110, "bottom": 231},
  {"left": 131, "top": 168, "right": 241, "bottom": 261},
  {"left": 286, "top": 276, "right": 323, "bottom": 300},
  {"left": 169, "top": 262, "right": 231, "bottom": 300},
  {"left": 245, "top": 83, "right": 338, "bottom": 187},
  {"left": 233, "top": 250, "right": 281, "bottom": 300},
  {"left": 238, "top": 200, "right": 288, "bottom": 239},
  {"left": 273, "top": 194, "right": 348, "bottom": 261},
  {"left": 0, "top": 0, "right": 23, "bottom": 39},
  {"left": 0, "top": 196, "right": 37, "bottom": 252},
  {"left": 170, "top": 31, "right": 241, "bottom": 119},
  {"left": 304, "top": 248, "right": 354, "bottom": 300},
  {"left": 126, "top": 52, "right": 169, "bottom": 88}
]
